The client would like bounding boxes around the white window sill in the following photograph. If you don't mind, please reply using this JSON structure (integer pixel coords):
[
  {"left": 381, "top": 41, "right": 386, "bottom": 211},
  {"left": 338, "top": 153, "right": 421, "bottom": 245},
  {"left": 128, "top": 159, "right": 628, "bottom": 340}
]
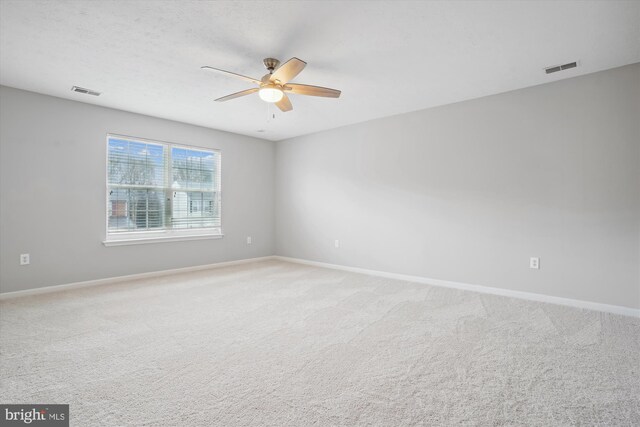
[{"left": 103, "top": 233, "right": 224, "bottom": 247}]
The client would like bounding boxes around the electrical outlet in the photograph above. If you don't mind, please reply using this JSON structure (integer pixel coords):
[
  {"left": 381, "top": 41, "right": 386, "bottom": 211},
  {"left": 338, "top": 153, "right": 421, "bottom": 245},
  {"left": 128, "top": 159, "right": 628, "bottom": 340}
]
[
  {"left": 334, "top": 239, "right": 340, "bottom": 248},
  {"left": 246, "top": 236, "right": 252, "bottom": 245},
  {"left": 20, "top": 253, "right": 30, "bottom": 265},
  {"left": 529, "top": 257, "right": 540, "bottom": 269}
]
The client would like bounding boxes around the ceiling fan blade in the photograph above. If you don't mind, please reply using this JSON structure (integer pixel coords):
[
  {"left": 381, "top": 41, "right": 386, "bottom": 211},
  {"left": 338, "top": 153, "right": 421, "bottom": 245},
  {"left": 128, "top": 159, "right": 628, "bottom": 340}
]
[
  {"left": 201, "top": 66, "right": 261, "bottom": 85},
  {"left": 275, "top": 94, "right": 293, "bottom": 112},
  {"left": 270, "top": 57, "right": 306, "bottom": 84},
  {"left": 284, "top": 83, "right": 341, "bottom": 98},
  {"left": 215, "top": 88, "right": 259, "bottom": 102}
]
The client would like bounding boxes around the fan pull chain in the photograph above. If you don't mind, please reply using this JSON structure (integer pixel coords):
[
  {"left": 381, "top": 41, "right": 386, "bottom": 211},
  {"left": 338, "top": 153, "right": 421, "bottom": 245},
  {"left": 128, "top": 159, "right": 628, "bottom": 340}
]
[{"left": 266, "top": 102, "right": 277, "bottom": 123}]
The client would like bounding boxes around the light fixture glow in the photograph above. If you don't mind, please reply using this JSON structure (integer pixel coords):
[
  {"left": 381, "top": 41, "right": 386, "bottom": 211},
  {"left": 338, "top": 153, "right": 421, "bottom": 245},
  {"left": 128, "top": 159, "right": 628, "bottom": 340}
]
[{"left": 258, "top": 86, "right": 284, "bottom": 103}]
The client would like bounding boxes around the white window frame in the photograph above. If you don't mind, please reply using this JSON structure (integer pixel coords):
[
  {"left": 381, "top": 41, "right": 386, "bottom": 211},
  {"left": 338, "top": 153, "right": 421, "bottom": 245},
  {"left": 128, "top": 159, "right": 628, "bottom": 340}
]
[{"left": 103, "top": 134, "right": 223, "bottom": 246}]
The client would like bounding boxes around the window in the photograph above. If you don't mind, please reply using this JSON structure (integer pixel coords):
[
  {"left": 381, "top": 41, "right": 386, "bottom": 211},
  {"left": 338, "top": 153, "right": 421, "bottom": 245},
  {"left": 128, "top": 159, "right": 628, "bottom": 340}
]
[{"left": 105, "top": 135, "right": 221, "bottom": 244}]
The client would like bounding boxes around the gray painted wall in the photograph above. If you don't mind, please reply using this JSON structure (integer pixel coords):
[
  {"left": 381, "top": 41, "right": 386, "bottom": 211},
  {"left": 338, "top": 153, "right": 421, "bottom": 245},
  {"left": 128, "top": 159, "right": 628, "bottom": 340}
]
[
  {"left": 0, "top": 86, "right": 275, "bottom": 293},
  {"left": 275, "top": 63, "right": 640, "bottom": 309},
  {"left": 2, "top": 64, "right": 639, "bottom": 309}
]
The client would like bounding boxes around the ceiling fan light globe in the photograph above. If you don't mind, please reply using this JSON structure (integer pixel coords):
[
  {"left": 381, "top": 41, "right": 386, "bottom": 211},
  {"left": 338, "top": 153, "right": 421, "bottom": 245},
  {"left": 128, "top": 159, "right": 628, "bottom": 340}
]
[{"left": 259, "top": 87, "right": 284, "bottom": 103}]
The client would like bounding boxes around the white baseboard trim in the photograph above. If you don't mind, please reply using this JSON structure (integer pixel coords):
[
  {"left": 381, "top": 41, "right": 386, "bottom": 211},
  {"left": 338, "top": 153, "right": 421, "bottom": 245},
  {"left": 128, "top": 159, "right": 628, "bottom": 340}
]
[
  {"left": 0, "top": 256, "right": 276, "bottom": 300},
  {"left": 4, "top": 254, "right": 637, "bottom": 318},
  {"left": 274, "top": 256, "right": 640, "bottom": 318}
]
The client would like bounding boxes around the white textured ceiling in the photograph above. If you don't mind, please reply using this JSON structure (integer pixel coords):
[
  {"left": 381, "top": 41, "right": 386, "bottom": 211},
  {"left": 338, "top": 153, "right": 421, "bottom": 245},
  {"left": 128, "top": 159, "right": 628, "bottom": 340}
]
[{"left": 1, "top": 1, "right": 639, "bottom": 141}]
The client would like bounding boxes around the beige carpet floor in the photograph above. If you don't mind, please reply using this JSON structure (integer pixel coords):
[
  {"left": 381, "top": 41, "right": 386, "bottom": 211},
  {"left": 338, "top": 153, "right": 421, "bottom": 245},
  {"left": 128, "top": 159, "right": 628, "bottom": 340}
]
[{"left": 1, "top": 260, "right": 639, "bottom": 426}]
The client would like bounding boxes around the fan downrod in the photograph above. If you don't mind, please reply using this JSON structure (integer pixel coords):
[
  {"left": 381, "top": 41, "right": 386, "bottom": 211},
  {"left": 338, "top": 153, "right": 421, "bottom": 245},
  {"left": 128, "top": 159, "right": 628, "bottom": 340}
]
[{"left": 263, "top": 58, "right": 280, "bottom": 73}]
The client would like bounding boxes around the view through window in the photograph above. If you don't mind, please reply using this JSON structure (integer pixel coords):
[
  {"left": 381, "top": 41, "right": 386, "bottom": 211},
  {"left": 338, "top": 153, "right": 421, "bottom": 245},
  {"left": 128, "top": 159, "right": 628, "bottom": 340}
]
[{"left": 106, "top": 135, "right": 221, "bottom": 239}]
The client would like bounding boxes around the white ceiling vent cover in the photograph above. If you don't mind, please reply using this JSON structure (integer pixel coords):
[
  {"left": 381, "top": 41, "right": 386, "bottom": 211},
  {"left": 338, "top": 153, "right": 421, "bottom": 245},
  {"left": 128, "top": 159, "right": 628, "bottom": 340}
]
[
  {"left": 71, "top": 86, "right": 101, "bottom": 96},
  {"left": 544, "top": 61, "right": 578, "bottom": 74}
]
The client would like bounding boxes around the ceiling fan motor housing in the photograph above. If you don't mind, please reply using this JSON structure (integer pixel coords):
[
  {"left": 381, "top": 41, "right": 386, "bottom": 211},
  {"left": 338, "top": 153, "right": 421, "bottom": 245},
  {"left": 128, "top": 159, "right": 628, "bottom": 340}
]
[{"left": 263, "top": 58, "right": 280, "bottom": 73}]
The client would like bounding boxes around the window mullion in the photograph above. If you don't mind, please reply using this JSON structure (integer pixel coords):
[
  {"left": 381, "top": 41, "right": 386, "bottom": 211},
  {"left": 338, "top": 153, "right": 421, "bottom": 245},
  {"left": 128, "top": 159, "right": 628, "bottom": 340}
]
[{"left": 166, "top": 144, "right": 172, "bottom": 232}]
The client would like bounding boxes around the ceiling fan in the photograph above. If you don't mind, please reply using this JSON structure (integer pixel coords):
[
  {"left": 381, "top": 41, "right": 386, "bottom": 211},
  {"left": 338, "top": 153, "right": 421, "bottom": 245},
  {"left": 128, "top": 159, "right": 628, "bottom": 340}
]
[{"left": 201, "top": 57, "right": 341, "bottom": 112}]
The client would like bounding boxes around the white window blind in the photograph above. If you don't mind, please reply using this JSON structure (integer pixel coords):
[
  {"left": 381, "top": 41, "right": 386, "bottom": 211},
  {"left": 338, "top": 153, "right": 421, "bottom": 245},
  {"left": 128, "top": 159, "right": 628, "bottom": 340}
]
[{"left": 106, "top": 135, "right": 221, "bottom": 240}]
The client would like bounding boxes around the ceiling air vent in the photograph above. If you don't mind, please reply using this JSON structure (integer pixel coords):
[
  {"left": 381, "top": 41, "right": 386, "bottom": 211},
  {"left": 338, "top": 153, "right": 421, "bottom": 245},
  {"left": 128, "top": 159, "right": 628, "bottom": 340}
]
[
  {"left": 71, "top": 86, "right": 101, "bottom": 96},
  {"left": 544, "top": 61, "right": 578, "bottom": 74}
]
